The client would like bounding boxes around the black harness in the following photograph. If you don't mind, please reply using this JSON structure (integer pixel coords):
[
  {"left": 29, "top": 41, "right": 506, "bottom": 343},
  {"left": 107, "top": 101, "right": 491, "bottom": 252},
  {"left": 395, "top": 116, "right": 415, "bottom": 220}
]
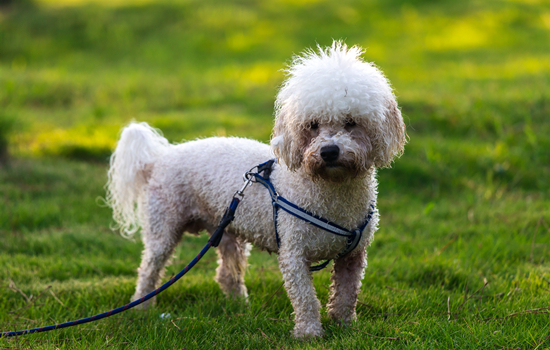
[{"left": 247, "top": 160, "right": 376, "bottom": 271}]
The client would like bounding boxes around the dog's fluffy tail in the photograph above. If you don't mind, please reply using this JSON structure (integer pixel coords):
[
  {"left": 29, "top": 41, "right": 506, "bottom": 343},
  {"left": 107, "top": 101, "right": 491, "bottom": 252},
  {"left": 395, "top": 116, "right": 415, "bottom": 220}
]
[{"left": 106, "top": 122, "right": 172, "bottom": 236}]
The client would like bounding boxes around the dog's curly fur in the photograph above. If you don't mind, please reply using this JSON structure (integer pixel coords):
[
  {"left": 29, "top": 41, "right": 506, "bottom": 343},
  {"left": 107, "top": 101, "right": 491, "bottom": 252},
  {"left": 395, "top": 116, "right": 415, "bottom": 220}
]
[{"left": 106, "top": 41, "right": 406, "bottom": 338}]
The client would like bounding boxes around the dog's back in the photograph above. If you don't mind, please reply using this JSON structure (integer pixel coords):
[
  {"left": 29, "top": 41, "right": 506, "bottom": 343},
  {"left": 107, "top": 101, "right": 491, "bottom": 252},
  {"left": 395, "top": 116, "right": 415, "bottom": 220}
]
[{"left": 107, "top": 123, "right": 274, "bottom": 238}]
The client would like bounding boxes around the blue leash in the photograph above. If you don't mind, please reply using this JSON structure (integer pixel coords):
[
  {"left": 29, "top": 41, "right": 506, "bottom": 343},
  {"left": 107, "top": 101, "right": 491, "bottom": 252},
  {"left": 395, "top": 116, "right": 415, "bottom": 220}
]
[{"left": 0, "top": 198, "right": 240, "bottom": 338}]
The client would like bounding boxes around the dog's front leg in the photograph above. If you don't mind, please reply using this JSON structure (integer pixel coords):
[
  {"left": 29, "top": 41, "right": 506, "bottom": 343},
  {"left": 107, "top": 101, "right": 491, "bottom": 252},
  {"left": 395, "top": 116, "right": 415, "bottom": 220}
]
[
  {"left": 278, "top": 247, "right": 324, "bottom": 338},
  {"left": 215, "top": 232, "right": 249, "bottom": 299},
  {"left": 326, "top": 248, "right": 367, "bottom": 324}
]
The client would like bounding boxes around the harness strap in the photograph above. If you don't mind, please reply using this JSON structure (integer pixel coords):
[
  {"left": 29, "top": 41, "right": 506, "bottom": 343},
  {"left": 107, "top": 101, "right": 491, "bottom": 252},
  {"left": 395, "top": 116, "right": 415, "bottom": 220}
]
[{"left": 250, "top": 160, "right": 376, "bottom": 271}]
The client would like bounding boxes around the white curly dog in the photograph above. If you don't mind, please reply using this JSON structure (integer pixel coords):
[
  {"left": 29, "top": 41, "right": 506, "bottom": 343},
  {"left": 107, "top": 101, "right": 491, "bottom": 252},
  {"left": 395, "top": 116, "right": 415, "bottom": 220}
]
[{"left": 106, "top": 41, "right": 406, "bottom": 338}]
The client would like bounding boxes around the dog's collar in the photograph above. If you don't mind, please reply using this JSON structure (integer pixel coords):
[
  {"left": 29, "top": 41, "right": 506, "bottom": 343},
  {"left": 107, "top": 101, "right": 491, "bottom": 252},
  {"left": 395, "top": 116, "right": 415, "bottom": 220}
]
[{"left": 247, "top": 159, "right": 376, "bottom": 271}]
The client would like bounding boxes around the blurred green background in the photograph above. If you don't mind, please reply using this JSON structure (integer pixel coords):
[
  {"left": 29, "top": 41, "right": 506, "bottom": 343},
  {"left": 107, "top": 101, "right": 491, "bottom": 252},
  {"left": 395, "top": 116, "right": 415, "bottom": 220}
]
[
  {"left": 2, "top": 0, "right": 549, "bottom": 192},
  {"left": 1, "top": 0, "right": 550, "bottom": 348}
]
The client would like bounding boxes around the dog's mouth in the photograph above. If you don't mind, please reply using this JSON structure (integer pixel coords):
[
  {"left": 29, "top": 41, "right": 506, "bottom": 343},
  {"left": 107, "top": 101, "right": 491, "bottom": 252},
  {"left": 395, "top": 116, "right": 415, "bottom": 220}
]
[
  {"left": 312, "top": 161, "right": 358, "bottom": 182},
  {"left": 324, "top": 162, "right": 341, "bottom": 169}
]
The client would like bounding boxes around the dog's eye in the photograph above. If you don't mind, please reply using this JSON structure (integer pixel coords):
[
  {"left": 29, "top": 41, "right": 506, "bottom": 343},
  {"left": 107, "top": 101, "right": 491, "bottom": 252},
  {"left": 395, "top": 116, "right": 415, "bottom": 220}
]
[
  {"left": 345, "top": 119, "right": 357, "bottom": 128},
  {"left": 309, "top": 121, "right": 319, "bottom": 130}
]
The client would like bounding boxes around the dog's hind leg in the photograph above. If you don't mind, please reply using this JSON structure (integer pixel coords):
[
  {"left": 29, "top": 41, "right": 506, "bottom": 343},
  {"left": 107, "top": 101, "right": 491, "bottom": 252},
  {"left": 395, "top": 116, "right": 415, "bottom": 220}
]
[
  {"left": 215, "top": 231, "right": 249, "bottom": 299},
  {"left": 132, "top": 231, "right": 183, "bottom": 308},
  {"left": 132, "top": 191, "right": 184, "bottom": 308},
  {"left": 326, "top": 249, "right": 367, "bottom": 324}
]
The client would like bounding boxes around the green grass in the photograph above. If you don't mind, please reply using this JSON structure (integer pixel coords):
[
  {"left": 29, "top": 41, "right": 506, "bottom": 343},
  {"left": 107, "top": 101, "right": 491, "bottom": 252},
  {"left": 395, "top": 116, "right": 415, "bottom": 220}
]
[{"left": 1, "top": 0, "right": 550, "bottom": 348}]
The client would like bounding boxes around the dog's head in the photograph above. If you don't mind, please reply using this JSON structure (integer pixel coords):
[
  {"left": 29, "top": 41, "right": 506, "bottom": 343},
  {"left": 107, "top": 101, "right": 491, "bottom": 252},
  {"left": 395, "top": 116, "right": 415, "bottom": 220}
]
[{"left": 271, "top": 41, "right": 406, "bottom": 182}]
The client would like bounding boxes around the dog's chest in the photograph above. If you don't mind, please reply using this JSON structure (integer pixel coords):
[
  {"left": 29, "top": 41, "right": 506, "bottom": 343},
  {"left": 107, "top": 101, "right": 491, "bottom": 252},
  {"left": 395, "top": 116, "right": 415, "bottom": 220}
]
[{"left": 271, "top": 171, "right": 377, "bottom": 260}]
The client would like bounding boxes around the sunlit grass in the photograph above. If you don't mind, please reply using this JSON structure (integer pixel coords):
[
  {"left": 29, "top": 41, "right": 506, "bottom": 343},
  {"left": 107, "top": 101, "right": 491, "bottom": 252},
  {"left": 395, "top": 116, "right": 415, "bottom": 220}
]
[
  {"left": 35, "top": 0, "right": 157, "bottom": 7},
  {"left": 17, "top": 125, "right": 118, "bottom": 160}
]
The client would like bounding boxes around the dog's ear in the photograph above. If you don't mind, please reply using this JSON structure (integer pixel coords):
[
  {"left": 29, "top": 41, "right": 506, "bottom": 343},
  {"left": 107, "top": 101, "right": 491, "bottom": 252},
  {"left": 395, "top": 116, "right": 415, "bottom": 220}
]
[
  {"left": 373, "top": 98, "right": 407, "bottom": 168},
  {"left": 271, "top": 112, "right": 303, "bottom": 170}
]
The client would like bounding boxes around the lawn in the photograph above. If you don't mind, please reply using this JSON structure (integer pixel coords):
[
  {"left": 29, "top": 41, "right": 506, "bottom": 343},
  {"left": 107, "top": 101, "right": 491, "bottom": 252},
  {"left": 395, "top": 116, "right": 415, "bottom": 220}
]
[{"left": 1, "top": 0, "right": 550, "bottom": 348}]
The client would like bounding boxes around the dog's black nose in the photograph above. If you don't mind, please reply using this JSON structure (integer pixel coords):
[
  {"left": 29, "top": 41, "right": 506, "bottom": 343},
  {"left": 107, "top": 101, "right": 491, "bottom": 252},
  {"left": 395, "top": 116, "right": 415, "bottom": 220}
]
[{"left": 320, "top": 145, "right": 340, "bottom": 162}]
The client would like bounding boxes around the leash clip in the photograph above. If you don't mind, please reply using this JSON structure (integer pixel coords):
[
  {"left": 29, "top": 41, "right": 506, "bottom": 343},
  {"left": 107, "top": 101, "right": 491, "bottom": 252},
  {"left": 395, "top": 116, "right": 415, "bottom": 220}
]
[
  {"left": 234, "top": 175, "right": 253, "bottom": 199},
  {"left": 234, "top": 164, "right": 260, "bottom": 199}
]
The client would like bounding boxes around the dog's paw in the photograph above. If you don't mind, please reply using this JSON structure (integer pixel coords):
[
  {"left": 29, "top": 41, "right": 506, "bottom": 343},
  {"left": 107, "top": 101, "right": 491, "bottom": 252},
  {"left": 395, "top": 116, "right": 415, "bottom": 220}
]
[
  {"left": 327, "top": 308, "right": 357, "bottom": 325},
  {"left": 219, "top": 283, "right": 249, "bottom": 301},
  {"left": 292, "top": 323, "right": 324, "bottom": 338},
  {"left": 131, "top": 295, "right": 155, "bottom": 310}
]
